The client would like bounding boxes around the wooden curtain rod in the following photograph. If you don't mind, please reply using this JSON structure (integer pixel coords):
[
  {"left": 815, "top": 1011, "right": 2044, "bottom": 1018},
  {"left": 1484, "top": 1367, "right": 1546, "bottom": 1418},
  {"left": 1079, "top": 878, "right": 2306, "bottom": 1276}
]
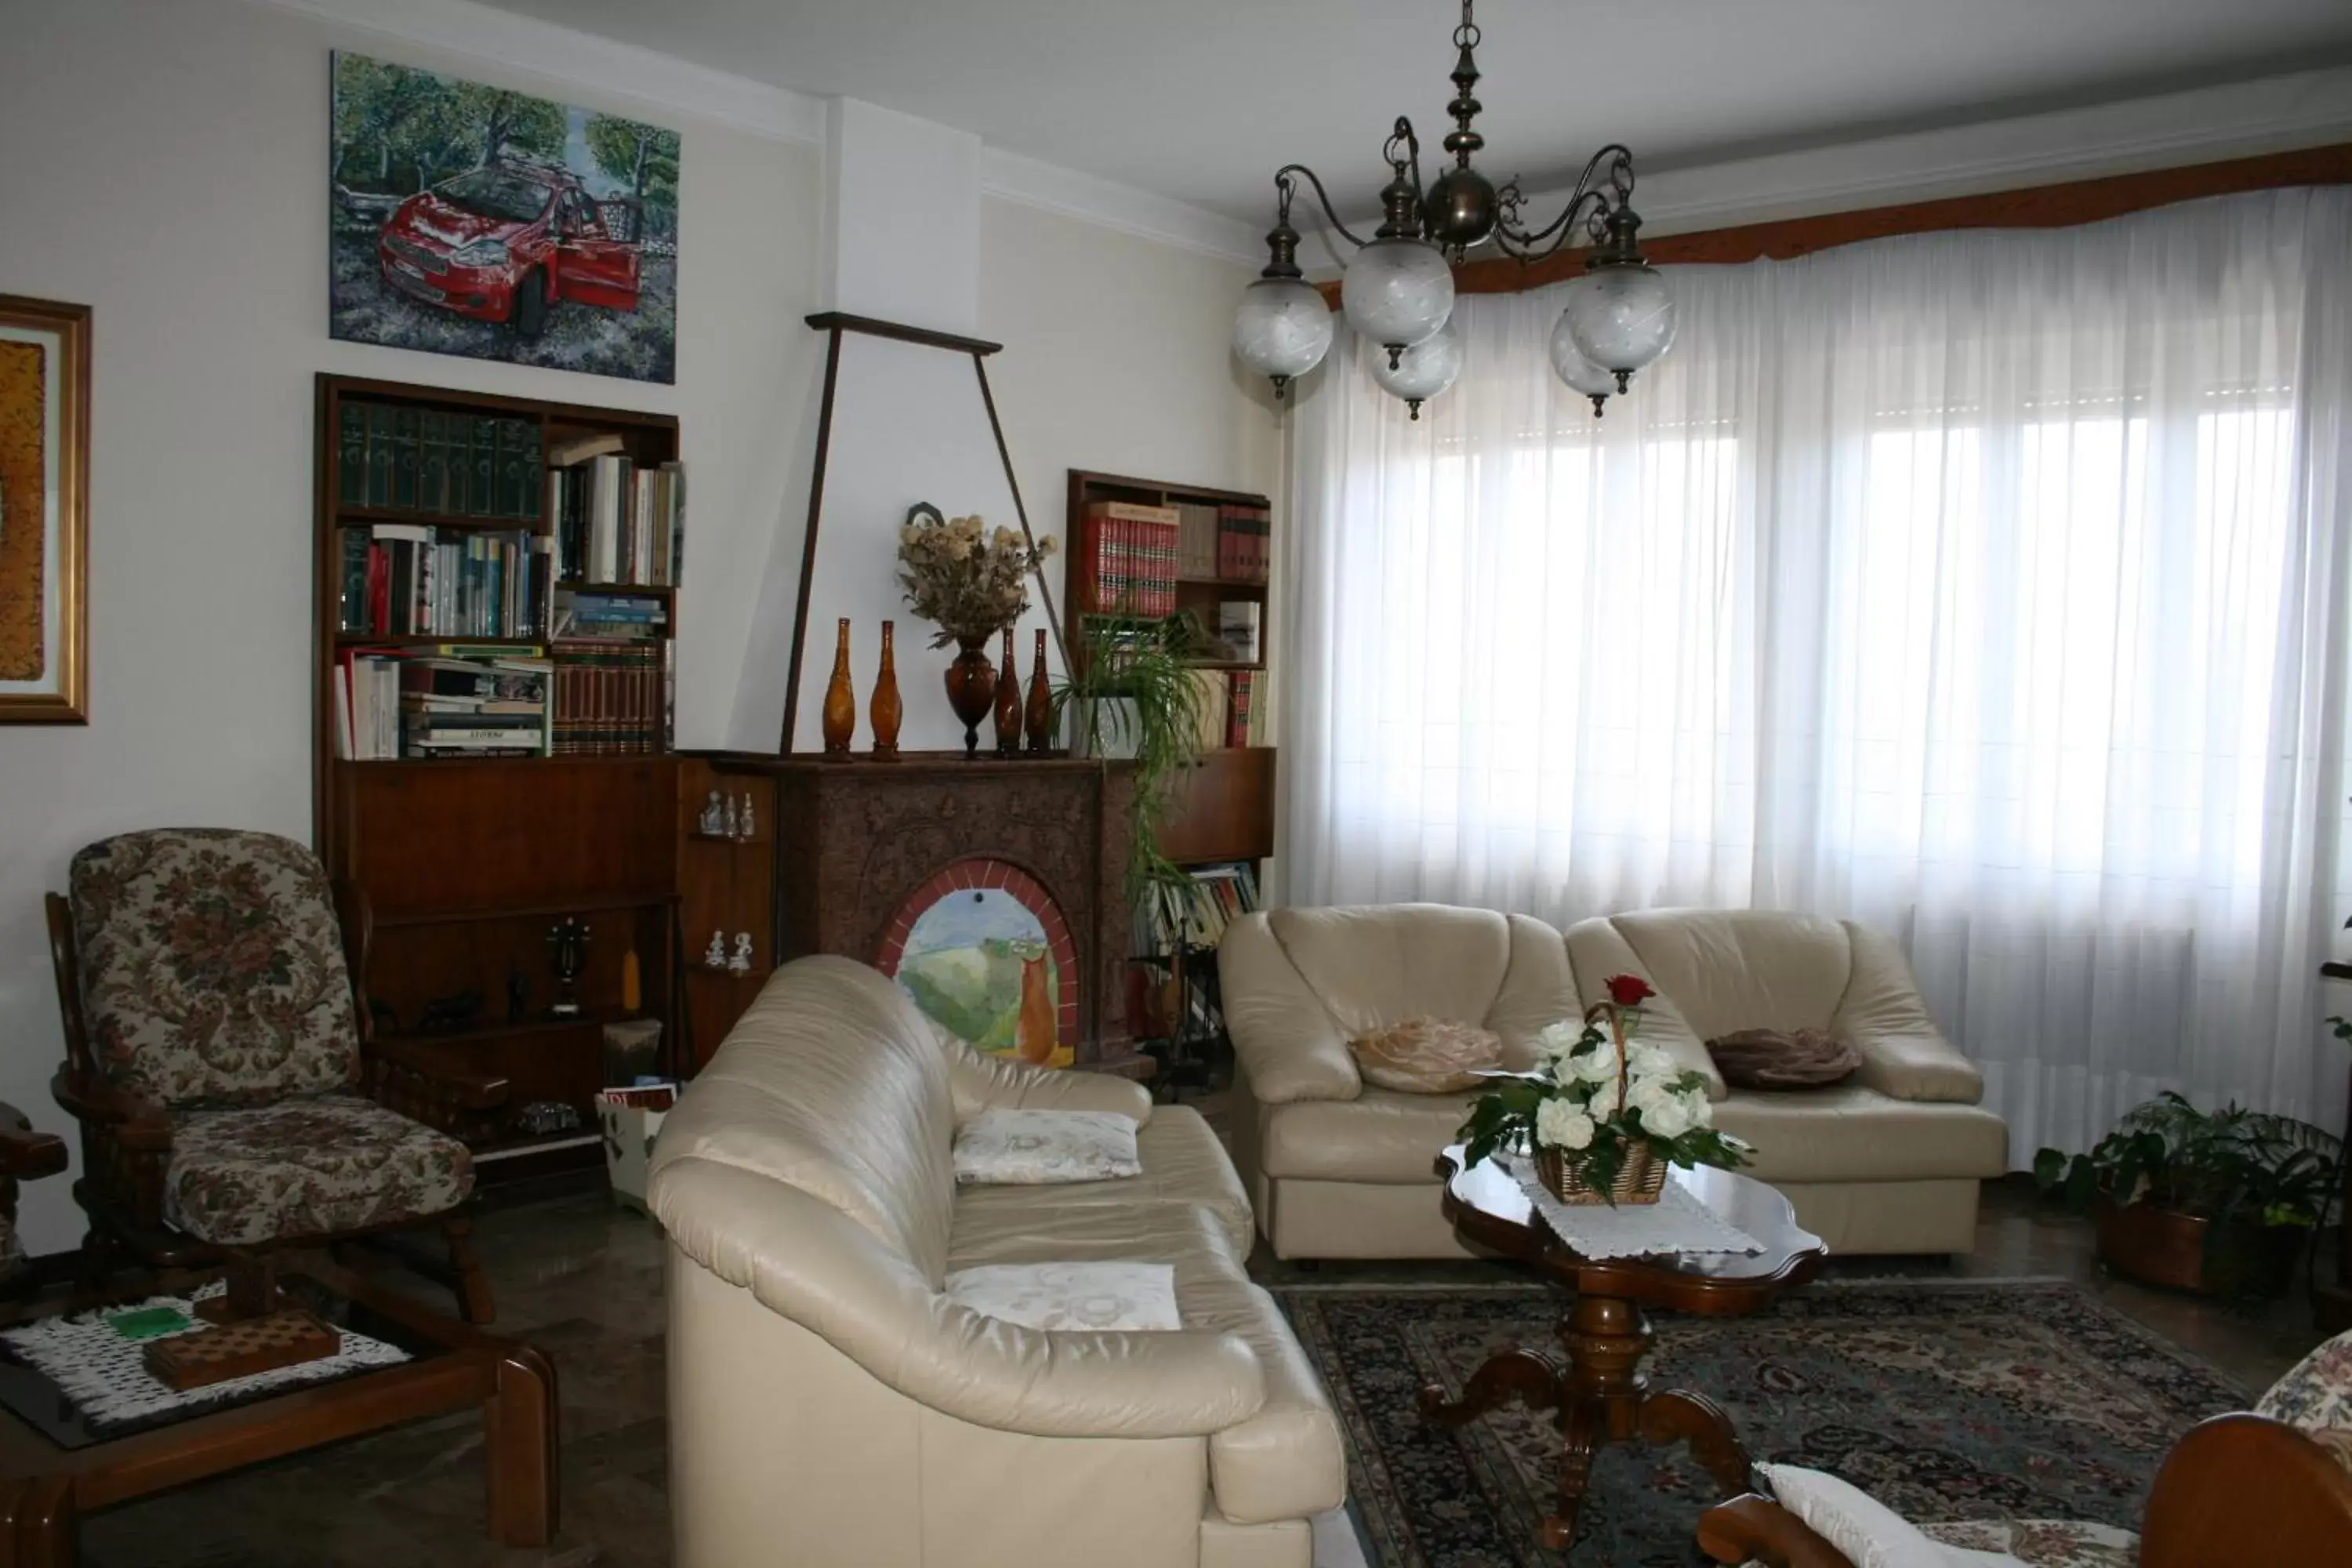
[{"left": 1312, "top": 141, "right": 2352, "bottom": 304}]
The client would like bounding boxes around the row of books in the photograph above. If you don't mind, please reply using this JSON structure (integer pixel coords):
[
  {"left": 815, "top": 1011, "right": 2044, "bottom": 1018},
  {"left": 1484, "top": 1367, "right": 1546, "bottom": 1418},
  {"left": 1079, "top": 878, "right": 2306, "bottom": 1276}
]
[
  {"left": 1179, "top": 670, "right": 1265, "bottom": 751},
  {"left": 1217, "top": 503, "right": 1271, "bottom": 583},
  {"left": 549, "top": 448, "right": 685, "bottom": 587},
  {"left": 553, "top": 590, "right": 666, "bottom": 641},
  {"left": 336, "top": 401, "right": 544, "bottom": 520},
  {"left": 552, "top": 640, "right": 669, "bottom": 755},
  {"left": 1135, "top": 861, "right": 1263, "bottom": 954},
  {"left": 1078, "top": 501, "right": 1182, "bottom": 618},
  {"left": 336, "top": 524, "right": 554, "bottom": 641},
  {"left": 335, "top": 648, "right": 554, "bottom": 760}
]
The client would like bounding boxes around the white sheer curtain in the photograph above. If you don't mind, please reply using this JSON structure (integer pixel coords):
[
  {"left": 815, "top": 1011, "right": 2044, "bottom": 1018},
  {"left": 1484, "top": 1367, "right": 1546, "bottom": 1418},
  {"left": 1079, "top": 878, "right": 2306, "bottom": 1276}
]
[{"left": 1283, "top": 187, "right": 2352, "bottom": 1159}]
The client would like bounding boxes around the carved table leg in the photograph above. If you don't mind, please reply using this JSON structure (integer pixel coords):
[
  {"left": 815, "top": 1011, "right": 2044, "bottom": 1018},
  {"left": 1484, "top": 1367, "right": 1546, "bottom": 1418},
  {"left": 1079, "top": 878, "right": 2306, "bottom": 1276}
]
[
  {"left": 1544, "top": 1292, "right": 1656, "bottom": 1547},
  {"left": 1638, "top": 1388, "right": 1755, "bottom": 1500},
  {"left": 1416, "top": 1346, "right": 1563, "bottom": 1427}
]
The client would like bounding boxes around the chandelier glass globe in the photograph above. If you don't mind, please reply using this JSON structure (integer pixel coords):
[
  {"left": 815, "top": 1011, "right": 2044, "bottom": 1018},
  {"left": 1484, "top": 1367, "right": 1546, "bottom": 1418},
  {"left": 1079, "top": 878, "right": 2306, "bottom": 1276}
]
[
  {"left": 1371, "top": 315, "right": 1462, "bottom": 419},
  {"left": 1559, "top": 260, "right": 1677, "bottom": 383},
  {"left": 1548, "top": 310, "right": 1619, "bottom": 415},
  {"left": 1231, "top": 274, "right": 1335, "bottom": 394},
  {"left": 1341, "top": 237, "right": 1454, "bottom": 361}
]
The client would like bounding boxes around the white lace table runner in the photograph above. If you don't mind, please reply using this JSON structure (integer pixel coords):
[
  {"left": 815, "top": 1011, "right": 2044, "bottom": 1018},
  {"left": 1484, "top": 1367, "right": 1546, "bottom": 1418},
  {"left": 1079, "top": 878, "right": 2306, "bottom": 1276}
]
[
  {"left": 1505, "top": 1158, "right": 1766, "bottom": 1260},
  {"left": 0, "top": 1282, "right": 410, "bottom": 1433}
]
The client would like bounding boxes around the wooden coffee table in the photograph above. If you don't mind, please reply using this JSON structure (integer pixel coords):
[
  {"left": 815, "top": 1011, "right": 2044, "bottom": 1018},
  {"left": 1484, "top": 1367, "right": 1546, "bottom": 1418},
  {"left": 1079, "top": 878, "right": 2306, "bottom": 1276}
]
[
  {"left": 1421, "top": 1145, "right": 1825, "bottom": 1551},
  {"left": 0, "top": 1258, "right": 556, "bottom": 1566}
]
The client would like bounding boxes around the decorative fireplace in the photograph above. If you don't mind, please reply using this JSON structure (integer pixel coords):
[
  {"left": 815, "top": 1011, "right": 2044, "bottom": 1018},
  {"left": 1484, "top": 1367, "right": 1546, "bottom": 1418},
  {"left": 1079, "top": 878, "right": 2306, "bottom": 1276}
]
[{"left": 721, "top": 753, "right": 1142, "bottom": 1074}]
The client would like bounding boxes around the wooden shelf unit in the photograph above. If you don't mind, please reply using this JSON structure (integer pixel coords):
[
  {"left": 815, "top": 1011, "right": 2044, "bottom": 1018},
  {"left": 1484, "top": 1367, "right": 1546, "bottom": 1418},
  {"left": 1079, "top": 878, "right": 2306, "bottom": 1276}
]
[
  {"left": 1064, "top": 470, "right": 1274, "bottom": 690},
  {"left": 312, "top": 374, "right": 685, "bottom": 1173}
]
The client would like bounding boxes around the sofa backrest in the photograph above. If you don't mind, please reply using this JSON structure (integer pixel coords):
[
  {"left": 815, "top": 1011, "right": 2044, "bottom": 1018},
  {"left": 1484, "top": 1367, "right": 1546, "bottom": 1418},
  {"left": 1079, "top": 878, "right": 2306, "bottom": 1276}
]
[
  {"left": 1594, "top": 909, "right": 1853, "bottom": 1039},
  {"left": 649, "top": 955, "right": 956, "bottom": 1287},
  {"left": 1255, "top": 904, "right": 1578, "bottom": 1070}
]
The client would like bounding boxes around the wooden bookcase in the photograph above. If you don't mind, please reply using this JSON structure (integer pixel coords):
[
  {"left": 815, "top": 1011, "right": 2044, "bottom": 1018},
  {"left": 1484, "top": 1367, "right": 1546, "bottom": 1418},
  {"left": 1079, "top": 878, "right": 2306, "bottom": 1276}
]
[
  {"left": 312, "top": 373, "right": 684, "bottom": 1178},
  {"left": 1064, "top": 470, "right": 1277, "bottom": 1091}
]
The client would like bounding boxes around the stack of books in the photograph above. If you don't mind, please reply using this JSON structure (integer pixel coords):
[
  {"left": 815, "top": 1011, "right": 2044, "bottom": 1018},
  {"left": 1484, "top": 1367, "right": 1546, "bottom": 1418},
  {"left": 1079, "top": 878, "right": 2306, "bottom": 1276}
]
[
  {"left": 550, "top": 641, "right": 668, "bottom": 755},
  {"left": 1226, "top": 672, "right": 1257, "bottom": 749},
  {"left": 547, "top": 435, "right": 686, "bottom": 586},
  {"left": 1216, "top": 502, "right": 1271, "bottom": 583},
  {"left": 336, "top": 401, "right": 543, "bottom": 519},
  {"left": 554, "top": 590, "right": 666, "bottom": 641},
  {"left": 332, "top": 647, "right": 550, "bottom": 759},
  {"left": 1080, "top": 501, "right": 1181, "bottom": 617},
  {"left": 1174, "top": 502, "right": 1222, "bottom": 579},
  {"left": 336, "top": 524, "right": 554, "bottom": 640},
  {"left": 1135, "top": 861, "right": 1262, "bottom": 953}
]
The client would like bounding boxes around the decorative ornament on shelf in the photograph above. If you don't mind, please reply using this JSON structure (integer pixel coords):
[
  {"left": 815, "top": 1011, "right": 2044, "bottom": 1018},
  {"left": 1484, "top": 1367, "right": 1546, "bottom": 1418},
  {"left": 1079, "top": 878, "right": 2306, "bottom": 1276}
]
[
  {"left": 1229, "top": 0, "right": 1675, "bottom": 419},
  {"left": 720, "top": 794, "right": 739, "bottom": 840},
  {"left": 1024, "top": 627, "right": 1053, "bottom": 754},
  {"left": 869, "top": 619, "right": 902, "bottom": 761},
  {"left": 728, "top": 933, "right": 754, "bottom": 975},
  {"left": 821, "top": 617, "right": 857, "bottom": 760},
  {"left": 737, "top": 793, "right": 756, "bottom": 840},
  {"left": 703, "top": 930, "right": 728, "bottom": 971},
  {"left": 994, "top": 628, "right": 1022, "bottom": 757},
  {"left": 896, "top": 503, "right": 1055, "bottom": 759},
  {"left": 1458, "top": 974, "right": 1750, "bottom": 1206},
  {"left": 699, "top": 790, "right": 725, "bottom": 836}
]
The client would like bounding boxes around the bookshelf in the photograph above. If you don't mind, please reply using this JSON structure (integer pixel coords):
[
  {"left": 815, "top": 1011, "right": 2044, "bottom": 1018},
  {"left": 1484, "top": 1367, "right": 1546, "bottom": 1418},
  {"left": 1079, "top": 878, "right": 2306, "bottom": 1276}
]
[
  {"left": 312, "top": 373, "right": 684, "bottom": 1177},
  {"left": 1064, "top": 470, "right": 1277, "bottom": 1094}
]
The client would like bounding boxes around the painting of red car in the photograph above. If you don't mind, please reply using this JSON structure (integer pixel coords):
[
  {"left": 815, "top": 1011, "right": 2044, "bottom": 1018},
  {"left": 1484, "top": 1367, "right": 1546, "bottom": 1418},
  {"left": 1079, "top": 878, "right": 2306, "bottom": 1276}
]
[{"left": 331, "top": 52, "right": 680, "bottom": 384}]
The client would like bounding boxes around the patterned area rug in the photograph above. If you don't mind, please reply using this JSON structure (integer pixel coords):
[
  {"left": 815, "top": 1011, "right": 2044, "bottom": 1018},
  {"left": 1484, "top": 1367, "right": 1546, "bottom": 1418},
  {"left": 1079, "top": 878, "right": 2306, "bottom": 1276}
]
[{"left": 1274, "top": 1279, "right": 2245, "bottom": 1568}]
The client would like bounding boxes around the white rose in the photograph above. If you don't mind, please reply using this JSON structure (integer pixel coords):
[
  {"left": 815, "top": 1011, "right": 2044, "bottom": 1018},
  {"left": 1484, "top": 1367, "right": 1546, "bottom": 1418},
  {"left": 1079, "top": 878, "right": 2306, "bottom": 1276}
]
[
  {"left": 1635, "top": 1086, "right": 1693, "bottom": 1138},
  {"left": 1626, "top": 1043, "right": 1675, "bottom": 1080},
  {"left": 1573, "top": 1047, "right": 1620, "bottom": 1083},
  {"left": 1537, "top": 1022, "right": 1582, "bottom": 1061},
  {"left": 1686, "top": 1090, "right": 1715, "bottom": 1127},
  {"left": 1584, "top": 1076, "right": 1622, "bottom": 1117},
  {"left": 1536, "top": 1098, "right": 1596, "bottom": 1151}
]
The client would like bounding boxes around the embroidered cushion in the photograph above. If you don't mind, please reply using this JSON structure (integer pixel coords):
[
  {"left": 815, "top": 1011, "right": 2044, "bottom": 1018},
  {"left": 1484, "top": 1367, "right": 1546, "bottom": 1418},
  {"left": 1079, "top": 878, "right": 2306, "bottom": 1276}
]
[
  {"left": 1706, "top": 1027, "right": 1862, "bottom": 1090},
  {"left": 944, "top": 1261, "right": 1180, "bottom": 1331},
  {"left": 165, "top": 1095, "right": 473, "bottom": 1247},
  {"left": 952, "top": 1109, "right": 1142, "bottom": 1185},
  {"left": 1348, "top": 1016, "right": 1504, "bottom": 1094},
  {"left": 68, "top": 829, "right": 361, "bottom": 1109}
]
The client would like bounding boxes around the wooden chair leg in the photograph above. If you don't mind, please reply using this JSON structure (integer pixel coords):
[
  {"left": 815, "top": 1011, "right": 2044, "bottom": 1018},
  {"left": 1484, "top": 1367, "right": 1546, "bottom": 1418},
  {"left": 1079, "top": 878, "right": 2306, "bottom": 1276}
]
[
  {"left": 74, "top": 1227, "right": 114, "bottom": 1294},
  {"left": 445, "top": 1216, "right": 495, "bottom": 1325}
]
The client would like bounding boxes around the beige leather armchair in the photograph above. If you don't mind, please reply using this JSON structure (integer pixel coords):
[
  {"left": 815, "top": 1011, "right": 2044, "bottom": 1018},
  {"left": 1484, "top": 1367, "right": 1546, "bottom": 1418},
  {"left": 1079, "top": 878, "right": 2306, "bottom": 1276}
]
[
  {"left": 652, "top": 956, "right": 1345, "bottom": 1568},
  {"left": 1220, "top": 904, "right": 2008, "bottom": 1259}
]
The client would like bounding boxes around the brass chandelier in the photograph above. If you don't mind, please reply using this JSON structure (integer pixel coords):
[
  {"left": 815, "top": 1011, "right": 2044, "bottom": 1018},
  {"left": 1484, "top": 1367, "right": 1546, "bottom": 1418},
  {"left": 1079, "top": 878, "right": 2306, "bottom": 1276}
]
[{"left": 1230, "top": 0, "right": 1675, "bottom": 417}]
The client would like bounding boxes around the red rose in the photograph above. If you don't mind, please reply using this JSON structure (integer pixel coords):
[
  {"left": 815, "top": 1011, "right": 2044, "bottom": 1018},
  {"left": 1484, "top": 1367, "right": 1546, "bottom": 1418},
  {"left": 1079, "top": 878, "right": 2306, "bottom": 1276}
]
[{"left": 1606, "top": 975, "right": 1655, "bottom": 1007}]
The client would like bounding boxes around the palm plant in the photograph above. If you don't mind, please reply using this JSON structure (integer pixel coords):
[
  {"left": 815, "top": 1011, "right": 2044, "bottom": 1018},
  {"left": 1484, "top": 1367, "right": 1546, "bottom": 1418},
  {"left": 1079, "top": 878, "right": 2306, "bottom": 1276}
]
[{"left": 1049, "top": 615, "right": 1212, "bottom": 920}]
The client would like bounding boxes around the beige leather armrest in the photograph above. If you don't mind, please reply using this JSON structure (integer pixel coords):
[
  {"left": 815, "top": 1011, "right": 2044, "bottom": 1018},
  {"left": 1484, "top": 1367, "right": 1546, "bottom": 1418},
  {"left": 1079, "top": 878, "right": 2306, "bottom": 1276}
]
[
  {"left": 1834, "top": 923, "right": 1983, "bottom": 1103},
  {"left": 942, "top": 1027, "right": 1153, "bottom": 1124},
  {"left": 1561, "top": 918, "right": 1728, "bottom": 1101},
  {"left": 1218, "top": 914, "right": 1362, "bottom": 1104},
  {"left": 652, "top": 1156, "right": 1267, "bottom": 1439}
]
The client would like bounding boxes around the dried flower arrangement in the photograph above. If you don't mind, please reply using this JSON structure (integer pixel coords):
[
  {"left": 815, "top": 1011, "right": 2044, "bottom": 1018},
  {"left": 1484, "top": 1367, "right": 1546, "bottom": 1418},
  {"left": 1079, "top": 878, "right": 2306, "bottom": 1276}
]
[{"left": 895, "top": 503, "right": 1057, "bottom": 648}]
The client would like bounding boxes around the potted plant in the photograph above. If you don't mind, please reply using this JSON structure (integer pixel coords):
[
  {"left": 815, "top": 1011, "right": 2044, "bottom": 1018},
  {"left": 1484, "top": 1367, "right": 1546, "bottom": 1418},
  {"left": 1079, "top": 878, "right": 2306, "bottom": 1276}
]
[
  {"left": 1049, "top": 609, "right": 1213, "bottom": 888},
  {"left": 1459, "top": 975, "right": 1751, "bottom": 1205},
  {"left": 2033, "top": 1092, "right": 2342, "bottom": 1298}
]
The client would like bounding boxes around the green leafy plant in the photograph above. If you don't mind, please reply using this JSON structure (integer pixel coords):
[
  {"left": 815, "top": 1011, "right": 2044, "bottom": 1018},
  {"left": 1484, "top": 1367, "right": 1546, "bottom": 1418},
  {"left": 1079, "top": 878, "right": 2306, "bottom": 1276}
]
[
  {"left": 1049, "top": 615, "right": 1213, "bottom": 915},
  {"left": 1459, "top": 975, "right": 1751, "bottom": 1203},
  {"left": 2033, "top": 1091, "right": 2342, "bottom": 1297}
]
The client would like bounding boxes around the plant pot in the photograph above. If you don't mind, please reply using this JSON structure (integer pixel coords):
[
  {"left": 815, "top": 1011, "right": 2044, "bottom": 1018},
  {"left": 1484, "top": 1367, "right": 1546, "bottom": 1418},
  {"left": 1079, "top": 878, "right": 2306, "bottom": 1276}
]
[
  {"left": 2091, "top": 1194, "right": 2305, "bottom": 1298},
  {"left": 1534, "top": 1144, "right": 1666, "bottom": 1207},
  {"left": 1069, "top": 696, "right": 1142, "bottom": 760}
]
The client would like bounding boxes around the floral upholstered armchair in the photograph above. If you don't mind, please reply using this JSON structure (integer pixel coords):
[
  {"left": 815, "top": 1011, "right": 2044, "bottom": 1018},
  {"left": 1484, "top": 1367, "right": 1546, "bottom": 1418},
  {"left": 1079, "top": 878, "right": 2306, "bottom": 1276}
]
[
  {"left": 1697, "top": 1327, "right": 2352, "bottom": 1567},
  {"left": 45, "top": 829, "right": 507, "bottom": 1321}
]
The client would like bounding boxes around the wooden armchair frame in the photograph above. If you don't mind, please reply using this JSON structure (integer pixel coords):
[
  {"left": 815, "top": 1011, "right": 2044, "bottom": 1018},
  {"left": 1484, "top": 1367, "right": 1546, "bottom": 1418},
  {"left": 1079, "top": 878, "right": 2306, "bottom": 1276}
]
[
  {"left": 44, "top": 880, "right": 508, "bottom": 1323},
  {"left": 1697, "top": 1412, "right": 2352, "bottom": 1568}
]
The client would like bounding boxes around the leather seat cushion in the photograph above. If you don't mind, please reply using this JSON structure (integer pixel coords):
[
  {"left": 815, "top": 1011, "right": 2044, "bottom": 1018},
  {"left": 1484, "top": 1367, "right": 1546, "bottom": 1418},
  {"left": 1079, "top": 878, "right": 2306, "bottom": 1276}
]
[
  {"left": 1713, "top": 1085, "right": 2010, "bottom": 1183},
  {"left": 950, "top": 1105, "right": 1254, "bottom": 1258},
  {"left": 946, "top": 1201, "right": 1343, "bottom": 1526},
  {"left": 165, "top": 1094, "right": 473, "bottom": 1248},
  {"left": 1259, "top": 1087, "right": 1477, "bottom": 1183}
]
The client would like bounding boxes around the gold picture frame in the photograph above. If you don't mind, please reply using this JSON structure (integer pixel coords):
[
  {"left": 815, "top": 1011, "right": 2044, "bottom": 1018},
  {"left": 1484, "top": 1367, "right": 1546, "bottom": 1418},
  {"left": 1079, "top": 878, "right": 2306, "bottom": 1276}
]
[{"left": 0, "top": 294, "right": 89, "bottom": 724}]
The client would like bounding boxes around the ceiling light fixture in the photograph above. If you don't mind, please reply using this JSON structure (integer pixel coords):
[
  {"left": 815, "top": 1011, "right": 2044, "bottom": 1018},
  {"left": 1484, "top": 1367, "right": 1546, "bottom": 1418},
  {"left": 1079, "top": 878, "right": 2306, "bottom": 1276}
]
[{"left": 1230, "top": 0, "right": 1675, "bottom": 419}]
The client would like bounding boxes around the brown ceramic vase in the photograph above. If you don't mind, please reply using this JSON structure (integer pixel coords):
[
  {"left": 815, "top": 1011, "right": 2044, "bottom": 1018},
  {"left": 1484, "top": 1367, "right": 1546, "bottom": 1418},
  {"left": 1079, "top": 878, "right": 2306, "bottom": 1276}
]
[{"left": 944, "top": 637, "right": 997, "bottom": 760}]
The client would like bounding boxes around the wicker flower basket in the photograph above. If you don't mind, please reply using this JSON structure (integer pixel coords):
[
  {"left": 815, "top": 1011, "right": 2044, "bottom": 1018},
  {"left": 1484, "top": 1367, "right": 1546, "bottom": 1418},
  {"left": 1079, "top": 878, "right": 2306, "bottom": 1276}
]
[{"left": 1534, "top": 1143, "right": 1668, "bottom": 1206}]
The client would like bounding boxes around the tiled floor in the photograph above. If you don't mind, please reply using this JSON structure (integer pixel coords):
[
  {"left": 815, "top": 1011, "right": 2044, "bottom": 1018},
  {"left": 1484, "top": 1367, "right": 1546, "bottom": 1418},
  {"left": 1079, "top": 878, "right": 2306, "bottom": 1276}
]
[{"left": 64, "top": 1170, "right": 2339, "bottom": 1566}]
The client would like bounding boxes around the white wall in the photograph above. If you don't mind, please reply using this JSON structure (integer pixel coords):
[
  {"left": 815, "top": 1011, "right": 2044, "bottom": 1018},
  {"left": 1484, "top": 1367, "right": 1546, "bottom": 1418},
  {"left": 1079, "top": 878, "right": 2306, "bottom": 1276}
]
[{"left": 0, "top": 0, "right": 1275, "bottom": 1254}]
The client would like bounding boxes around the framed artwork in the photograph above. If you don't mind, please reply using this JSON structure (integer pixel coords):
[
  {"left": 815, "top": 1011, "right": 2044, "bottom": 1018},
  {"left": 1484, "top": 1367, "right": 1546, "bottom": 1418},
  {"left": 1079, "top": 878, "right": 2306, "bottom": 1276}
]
[
  {"left": 328, "top": 51, "right": 681, "bottom": 384},
  {"left": 0, "top": 294, "right": 89, "bottom": 724}
]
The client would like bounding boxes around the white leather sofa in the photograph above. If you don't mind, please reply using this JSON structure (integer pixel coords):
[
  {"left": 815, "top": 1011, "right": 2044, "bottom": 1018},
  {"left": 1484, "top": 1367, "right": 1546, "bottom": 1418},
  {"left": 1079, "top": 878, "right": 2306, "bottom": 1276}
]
[
  {"left": 650, "top": 954, "right": 1345, "bottom": 1568},
  {"left": 1221, "top": 904, "right": 2009, "bottom": 1260}
]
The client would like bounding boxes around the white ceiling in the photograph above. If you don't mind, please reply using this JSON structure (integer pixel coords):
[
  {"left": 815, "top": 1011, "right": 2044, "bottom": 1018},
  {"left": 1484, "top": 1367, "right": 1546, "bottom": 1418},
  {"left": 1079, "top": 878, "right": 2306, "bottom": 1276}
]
[{"left": 461, "top": 0, "right": 2352, "bottom": 223}]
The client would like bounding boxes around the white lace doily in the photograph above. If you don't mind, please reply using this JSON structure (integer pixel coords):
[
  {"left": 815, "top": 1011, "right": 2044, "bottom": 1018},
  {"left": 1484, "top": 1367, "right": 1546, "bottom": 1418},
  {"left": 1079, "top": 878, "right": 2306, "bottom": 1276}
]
[{"left": 1505, "top": 1157, "right": 1766, "bottom": 1260}]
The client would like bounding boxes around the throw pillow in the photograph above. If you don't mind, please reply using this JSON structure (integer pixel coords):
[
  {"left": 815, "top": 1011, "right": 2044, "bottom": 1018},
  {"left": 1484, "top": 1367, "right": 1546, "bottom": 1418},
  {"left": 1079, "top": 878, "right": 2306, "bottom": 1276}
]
[
  {"left": 1759, "top": 1464, "right": 1998, "bottom": 1568},
  {"left": 953, "top": 1109, "right": 1142, "bottom": 1185},
  {"left": 1349, "top": 1016, "right": 1504, "bottom": 1094},
  {"left": 945, "top": 1261, "right": 1181, "bottom": 1331},
  {"left": 1706, "top": 1027, "right": 1862, "bottom": 1090}
]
